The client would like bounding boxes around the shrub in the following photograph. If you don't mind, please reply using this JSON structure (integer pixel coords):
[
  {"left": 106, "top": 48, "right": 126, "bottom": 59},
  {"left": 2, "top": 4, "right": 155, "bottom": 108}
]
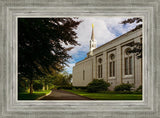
[
  {"left": 18, "top": 79, "right": 28, "bottom": 92},
  {"left": 33, "top": 82, "right": 43, "bottom": 91},
  {"left": 114, "top": 83, "right": 133, "bottom": 92},
  {"left": 87, "top": 79, "right": 110, "bottom": 93},
  {"left": 136, "top": 85, "right": 142, "bottom": 92},
  {"left": 57, "top": 86, "right": 73, "bottom": 90},
  {"left": 72, "top": 86, "right": 87, "bottom": 90},
  {"left": 18, "top": 86, "right": 26, "bottom": 93}
]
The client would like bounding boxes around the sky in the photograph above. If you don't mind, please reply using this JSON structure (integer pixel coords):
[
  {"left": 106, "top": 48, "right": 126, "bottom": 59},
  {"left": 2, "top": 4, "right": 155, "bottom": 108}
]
[{"left": 63, "top": 17, "right": 138, "bottom": 74}]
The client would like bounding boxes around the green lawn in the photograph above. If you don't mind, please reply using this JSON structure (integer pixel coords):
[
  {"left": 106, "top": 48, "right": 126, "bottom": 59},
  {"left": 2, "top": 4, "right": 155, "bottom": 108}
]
[
  {"left": 18, "top": 90, "right": 51, "bottom": 100},
  {"left": 64, "top": 89, "right": 142, "bottom": 100}
]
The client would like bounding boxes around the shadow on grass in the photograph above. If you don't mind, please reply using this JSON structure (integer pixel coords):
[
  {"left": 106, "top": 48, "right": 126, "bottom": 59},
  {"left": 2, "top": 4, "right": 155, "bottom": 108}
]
[{"left": 18, "top": 90, "right": 51, "bottom": 100}]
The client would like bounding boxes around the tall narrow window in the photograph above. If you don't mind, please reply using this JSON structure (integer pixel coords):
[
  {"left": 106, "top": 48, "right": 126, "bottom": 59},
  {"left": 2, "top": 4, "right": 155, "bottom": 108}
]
[
  {"left": 125, "top": 58, "right": 128, "bottom": 75},
  {"left": 98, "top": 64, "right": 103, "bottom": 78},
  {"left": 109, "top": 54, "right": 115, "bottom": 77},
  {"left": 129, "top": 56, "right": 132, "bottom": 74},
  {"left": 110, "top": 62, "right": 112, "bottom": 77},
  {"left": 98, "top": 65, "right": 100, "bottom": 78},
  {"left": 100, "top": 64, "right": 102, "bottom": 78},
  {"left": 83, "top": 70, "right": 85, "bottom": 80},
  {"left": 98, "top": 58, "right": 103, "bottom": 78},
  {"left": 124, "top": 48, "right": 133, "bottom": 75},
  {"left": 113, "top": 61, "right": 115, "bottom": 76}
]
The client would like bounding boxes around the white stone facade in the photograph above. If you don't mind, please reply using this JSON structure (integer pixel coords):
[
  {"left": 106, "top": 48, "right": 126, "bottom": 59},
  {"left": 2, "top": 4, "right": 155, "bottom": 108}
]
[{"left": 72, "top": 28, "right": 142, "bottom": 90}]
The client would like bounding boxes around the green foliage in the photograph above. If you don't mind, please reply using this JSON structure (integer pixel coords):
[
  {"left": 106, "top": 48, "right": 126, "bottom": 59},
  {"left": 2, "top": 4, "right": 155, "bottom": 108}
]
[
  {"left": 18, "top": 18, "right": 81, "bottom": 94},
  {"left": 72, "top": 86, "right": 87, "bottom": 90},
  {"left": 18, "top": 78, "right": 29, "bottom": 92},
  {"left": 33, "top": 80, "right": 43, "bottom": 91},
  {"left": 18, "top": 84, "right": 26, "bottom": 93},
  {"left": 52, "top": 72, "right": 72, "bottom": 87},
  {"left": 18, "top": 90, "right": 51, "bottom": 100},
  {"left": 125, "top": 41, "right": 142, "bottom": 59},
  {"left": 18, "top": 18, "right": 81, "bottom": 78},
  {"left": 87, "top": 79, "right": 110, "bottom": 93},
  {"left": 136, "top": 85, "right": 142, "bottom": 92},
  {"left": 114, "top": 83, "right": 133, "bottom": 92},
  {"left": 121, "top": 17, "right": 142, "bottom": 59},
  {"left": 39, "top": 75, "right": 55, "bottom": 90},
  {"left": 121, "top": 17, "right": 142, "bottom": 31}
]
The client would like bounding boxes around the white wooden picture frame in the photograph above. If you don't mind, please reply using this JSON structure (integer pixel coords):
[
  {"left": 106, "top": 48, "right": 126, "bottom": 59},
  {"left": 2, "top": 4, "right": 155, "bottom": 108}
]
[{"left": 0, "top": 0, "right": 159, "bottom": 117}]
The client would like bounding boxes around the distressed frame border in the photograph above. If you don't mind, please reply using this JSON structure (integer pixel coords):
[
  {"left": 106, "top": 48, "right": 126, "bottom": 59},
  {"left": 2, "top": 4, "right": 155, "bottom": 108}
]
[{"left": 0, "top": 0, "right": 159, "bottom": 118}]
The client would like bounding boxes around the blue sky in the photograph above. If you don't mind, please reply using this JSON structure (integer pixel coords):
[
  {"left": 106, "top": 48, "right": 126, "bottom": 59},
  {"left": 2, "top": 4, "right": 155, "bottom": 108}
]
[{"left": 64, "top": 17, "right": 138, "bottom": 74}]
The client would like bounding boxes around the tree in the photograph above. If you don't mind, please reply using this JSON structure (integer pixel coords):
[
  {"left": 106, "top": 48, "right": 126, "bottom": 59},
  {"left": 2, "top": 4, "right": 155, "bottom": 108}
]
[
  {"left": 18, "top": 18, "right": 81, "bottom": 94},
  {"left": 40, "top": 74, "right": 56, "bottom": 90},
  {"left": 121, "top": 18, "right": 142, "bottom": 59},
  {"left": 52, "top": 72, "right": 72, "bottom": 88}
]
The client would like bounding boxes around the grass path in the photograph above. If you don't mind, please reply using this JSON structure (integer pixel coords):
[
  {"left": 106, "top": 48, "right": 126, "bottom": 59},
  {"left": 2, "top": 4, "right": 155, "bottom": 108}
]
[{"left": 64, "top": 89, "right": 142, "bottom": 100}]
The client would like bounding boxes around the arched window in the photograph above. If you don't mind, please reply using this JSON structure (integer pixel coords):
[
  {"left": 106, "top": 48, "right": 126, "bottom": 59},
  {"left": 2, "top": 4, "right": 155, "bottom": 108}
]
[
  {"left": 98, "top": 58, "right": 102, "bottom": 78},
  {"left": 109, "top": 54, "right": 115, "bottom": 77},
  {"left": 124, "top": 48, "right": 132, "bottom": 75}
]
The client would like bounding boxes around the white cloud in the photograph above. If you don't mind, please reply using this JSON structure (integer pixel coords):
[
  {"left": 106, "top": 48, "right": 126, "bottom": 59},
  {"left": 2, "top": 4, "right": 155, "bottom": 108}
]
[
  {"left": 68, "top": 17, "right": 135, "bottom": 55},
  {"left": 64, "top": 17, "right": 138, "bottom": 74},
  {"left": 64, "top": 63, "right": 75, "bottom": 74}
]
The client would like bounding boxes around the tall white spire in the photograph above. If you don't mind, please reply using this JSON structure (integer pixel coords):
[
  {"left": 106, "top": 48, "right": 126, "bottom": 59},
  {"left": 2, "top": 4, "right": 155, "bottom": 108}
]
[
  {"left": 89, "top": 24, "right": 97, "bottom": 56},
  {"left": 91, "top": 24, "right": 95, "bottom": 41}
]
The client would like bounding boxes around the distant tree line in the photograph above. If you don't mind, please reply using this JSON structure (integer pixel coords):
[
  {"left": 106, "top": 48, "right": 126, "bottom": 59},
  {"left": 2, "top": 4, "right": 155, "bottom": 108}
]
[{"left": 18, "top": 71, "right": 72, "bottom": 92}]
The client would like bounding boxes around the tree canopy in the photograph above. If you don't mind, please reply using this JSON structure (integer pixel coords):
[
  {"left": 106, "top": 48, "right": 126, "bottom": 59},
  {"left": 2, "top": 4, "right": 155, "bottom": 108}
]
[
  {"left": 121, "top": 17, "right": 142, "bottom": 59},
  {"left": 18, "top": 18, "right": 81, "bottom": 79},
  {"left": 18, "top": 18, "right": 81, "bottom": 93},
  {"left": 121, "top": 17, "right": 142, "bottom": 31}
]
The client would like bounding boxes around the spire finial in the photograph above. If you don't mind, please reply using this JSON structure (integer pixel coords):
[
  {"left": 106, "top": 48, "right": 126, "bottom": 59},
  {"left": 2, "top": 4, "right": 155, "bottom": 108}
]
[
  {"left": 92, "top": 24, "right": 94, "bottom": 28},
  {"left": 89, "top": 24, "right": 96, "bottom": 56},
  {"left": 91, "top": 24, "right": 95, "bottom": 40}
]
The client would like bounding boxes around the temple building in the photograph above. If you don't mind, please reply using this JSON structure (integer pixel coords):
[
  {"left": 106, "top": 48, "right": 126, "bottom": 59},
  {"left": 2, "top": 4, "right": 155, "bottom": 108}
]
[{"left": 72, "top": 24, "right": 142, "bottom": 90}]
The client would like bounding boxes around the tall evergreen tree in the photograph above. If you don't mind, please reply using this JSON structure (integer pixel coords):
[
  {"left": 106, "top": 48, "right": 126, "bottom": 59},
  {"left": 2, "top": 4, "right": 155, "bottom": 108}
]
[{"left": 18, "top": 18, "right": 81, "bottom": 93}]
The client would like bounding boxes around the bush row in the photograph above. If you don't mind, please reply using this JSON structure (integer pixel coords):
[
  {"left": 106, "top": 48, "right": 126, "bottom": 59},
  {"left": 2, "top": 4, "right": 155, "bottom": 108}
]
[
  {"left": 70, "top": 79, "right": 142, "bottom": 94},
  {"left": 114, "top": 83, "right": 132, "bottom": 91}
]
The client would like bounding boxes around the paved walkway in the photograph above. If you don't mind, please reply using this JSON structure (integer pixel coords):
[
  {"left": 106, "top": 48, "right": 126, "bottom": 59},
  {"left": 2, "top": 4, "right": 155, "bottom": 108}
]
[{"left": 40, "top": 89, "right": 92, "bottom": 100}]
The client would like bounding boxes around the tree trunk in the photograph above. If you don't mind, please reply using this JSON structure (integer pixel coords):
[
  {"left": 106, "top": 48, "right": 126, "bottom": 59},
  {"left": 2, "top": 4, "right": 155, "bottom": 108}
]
[
  {"left": 43, "top": 84, "right": 45, "bottom": 91},
  {"left": 46, "top": 85, "right": 48, "bottom": 90},
  {"left": 30, "top": 80, "right": 33, "bottom": 94}
]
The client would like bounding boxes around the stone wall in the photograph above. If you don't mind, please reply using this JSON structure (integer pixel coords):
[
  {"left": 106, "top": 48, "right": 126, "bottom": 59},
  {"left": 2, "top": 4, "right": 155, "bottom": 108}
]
[{"left": 72, "top": 57, "right": 93, "bottom": 86}]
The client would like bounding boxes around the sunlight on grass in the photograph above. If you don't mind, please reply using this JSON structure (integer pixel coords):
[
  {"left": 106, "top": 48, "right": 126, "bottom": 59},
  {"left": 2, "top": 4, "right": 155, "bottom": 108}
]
[
  {"left": 64, "top": 90, "right": 142, "bottom": 100},
  {"left": 18, "top": 90, "right": 51, "bottom": 100}
]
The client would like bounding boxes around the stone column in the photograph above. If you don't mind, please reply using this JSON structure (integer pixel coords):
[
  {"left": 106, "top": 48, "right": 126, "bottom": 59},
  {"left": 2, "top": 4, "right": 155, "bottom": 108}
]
[
  {"left": 116, "top": 46, "right": 122, "bottom": 85},
  {"left": 134, "top": 37, "right": 142, "bottom": 89},
  {"left": 103, "top": 51, "right": 107, "bottom": 81}
]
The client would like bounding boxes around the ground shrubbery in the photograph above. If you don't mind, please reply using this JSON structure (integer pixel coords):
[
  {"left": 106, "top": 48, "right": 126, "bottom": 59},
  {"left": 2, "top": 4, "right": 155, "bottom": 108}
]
[
  {"left": 136, "top": 85, "right": 142, "bottom": 92},
  {"left": 18, "top": 78, "right": 29, "bottom": 92},
  {"left": 33, "top": 81, "right": 43, "bottom": 91},
  {"left": 72, "top": 86, "right": 87, "bottom": 90},
  {"left": 114, "top": 83, "right": 133, "bottom": 92},
  {"left": 87, "top": 79, "right": 110, "bottom": 93},
  {"left": 18, "top": 84, "right": 26, "bottom": 93}
]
